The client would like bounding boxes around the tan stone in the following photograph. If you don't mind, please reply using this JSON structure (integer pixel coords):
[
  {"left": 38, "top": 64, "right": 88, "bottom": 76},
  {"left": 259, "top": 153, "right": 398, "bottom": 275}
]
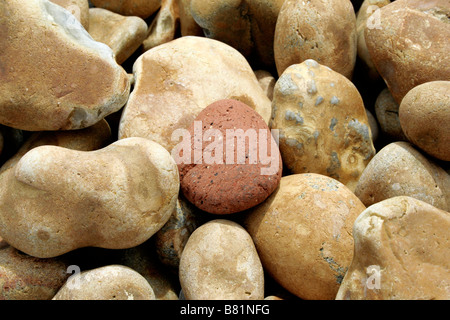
[
  {"left": 0, "top": 246, "right": 71, "bottom": 300},
  {"left": 143, "top": 0, "right": 180, "bottom": 52},
  {"left": 270, "top": 60, "right": 376, "bottom": 192},
  {"left": 90, "top": 0, "right": 161, "bottom": 19},
  {"left": 0, "top": 137, "right": 179, "bottom": 258},
  {"left": 176, "top": 0, "right": 203, "bottom": 36},
  {"left": 118, "top": 36, "right": 272, "bottom": 152},
  {"left": 190, "top": 0, "right": 285, "bottom": 68},
  {"left": 399, "top": 81, "right": 450, "bottom": 161},
  {"left": 365, "top": 0, "right": 450, "bottom": 104},
  {"left": 374, "top": 88, "right": 407, "bottom": 141},
  {"left": 179, "top": 219, "right": 264, "bottom": 300},
  {"left": 366, "top": 108, "right": 379, "bottom": 142},
  {"left": 244, "top": 173, "right": 366, "bottom": 300},
  {"left": 274, "top": 0, "right": 357, "bottom": 79},
  {"left": 254, "top": 70, "right": 276, "bottom": 101},
  {"left": 50, "top": 0, "right": 90, "bottom": 30},
  {"left": 53, "top": 265, "right": 156, "bottom": 300},
  {"left": 88, "top": 8, "right": 148, "bottom": 65},
  {"left": 354, "top": 141, "right": 450, "bottom": 211},
  {"left": 336, "top": 196, "right": 450, "bottom": 300},
  {"left": 0, "top": 0, "right": 130, "bottom": 131}
]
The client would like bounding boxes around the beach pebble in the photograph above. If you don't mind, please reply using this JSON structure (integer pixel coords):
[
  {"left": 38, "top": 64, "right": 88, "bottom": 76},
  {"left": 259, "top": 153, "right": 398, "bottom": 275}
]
[
  {"left": 179, "top": 219, "right": 264, "bottom": 300},
  {"left": 53, "top": 265, "right": 156, "bottom": 300},
  {"left": 177, "top": 99, "right": 282, "bottom": 214},
  {"left": 374, "top": 88, "right": 407, "bottom": 141},
  {"left": 50, "top": 0, "right": 90, "bottom": 30},
  {"left": 88, "top": 8, "right": 148, "bottom": 65},
  {"left": 177, "top": 0, "right": 203, "bottom": 36},
  {"left": 365, "top": 0, "right": 450, "bottom": 104},
  {"left": 399, "top": 81, "right": 450, "bottom": 161},
  {"left": 274, "top": 0, "right": 357, "bottom": 79},
  {"left": 254, "top": 70, "right": 276, "bottom": 101},
  {"left": 118, "top": 36, "right": 272, "bottom": 152},
  {"left": 90, "top": 0, "right": 161, "bottom": 19},
  {"left": 0, "top": 138, "right": 179, "bottom": 258},
  {"left": 0, "top": 0, "right": 130, "bottom": 131},
  {"left": 354, "top": 141, "right": 450, "bottom": 211},
  {"left": 270, "top": 60, "right": 376, "bottom": 192},
  {"left": 0, "top": 246, "right": 70, "bottom": 300},
  {"left": 336, "top": 196, "right": 450, "bottom": 300},
  {"left": 244, "top": 173, "right": 366, "bottom": 300}
]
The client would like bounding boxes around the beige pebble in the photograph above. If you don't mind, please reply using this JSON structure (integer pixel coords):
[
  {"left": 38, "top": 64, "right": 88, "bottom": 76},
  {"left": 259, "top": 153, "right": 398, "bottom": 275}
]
[
  {"left": 90, "top": 0, "right": 161, "bottom": 19},
  {"left": 50, "top": 0, "right": 90, "bottom": 30},
  {"left": 176, "top": 0, "right": 203, "bottom": 36},
  {"left": 179, "top": 219, "right": 264, "bottom": 300},
  {"left": 254, "top": 70, "right": 276, "bottom": 101},
  {"left": 336, "top": 196, "right": 450, "bottom": 300},
  {"left": 374, "top": 88, "right": 407, "bottom": 141}
]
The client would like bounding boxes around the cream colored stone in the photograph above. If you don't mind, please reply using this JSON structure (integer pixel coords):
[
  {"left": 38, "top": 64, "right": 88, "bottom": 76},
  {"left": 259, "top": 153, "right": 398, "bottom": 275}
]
[
  {"left": 90, "top": 0, "right": 161, "bottom": 19},
  {"left": 254, "top": 70, "right": 276, "bottom": 101},
  {"left": 336, "top": 196, "right": 450, "bottom": 300},
  {"left": 143, "top": 0, "right": 180, "bottom": 52},
  {"left": 354, "top": 141, "right": 450, "bottom": 211},
  {"left": 0, "top": 137, "right": 179, "bottom": 258},
  {"left": 179, "top": 219, "right": 264, "bottom": 300},
  {"left": 274, "top": 0, "right": 357, "bottom": 79},
  {"left": 374, "top": 88, "right": 407, "bottom": 141},
  {"left": 53, "top": 265, "right": 156, "bottom": 300},
  {"left": 118, "top": 36, "right": 272, "bottom": 152},
  {"left": 0, "top": 0, "right": 130, "bottom": 131},
  {"left": 399, "top": 81, "right": 450, "bottom": 161},
  {"left": 50, "top": 0, "right": 90, "bottom": 30},
  {"left": 244, "top": 173, "right": 366, "bottom": 300},
  {"left": 270, "top": 60, "right": 375, "bottom": 192},
  {"left": 88, "top": 8, "right": 148, "bottom": 65}
]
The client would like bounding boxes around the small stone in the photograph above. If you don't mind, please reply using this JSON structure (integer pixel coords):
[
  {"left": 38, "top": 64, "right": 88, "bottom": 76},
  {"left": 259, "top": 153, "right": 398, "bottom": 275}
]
[
  {"left": 374, "top": 88, "right": 407, "bottom": 141},
  {"left": 336, "top": 196, "right": 450, "bottom": 300},
  {"left": 90, "top": 0, "right": 161, "bottom": 19},
  {"left": 177, "top": 0, "right": 203, "bottom": 36},
  {"left": 179, "top": 219, "right": 264, "bottom": 300},
  {"left": 254, "top": 70, "right": 276, "bottom": 101}
]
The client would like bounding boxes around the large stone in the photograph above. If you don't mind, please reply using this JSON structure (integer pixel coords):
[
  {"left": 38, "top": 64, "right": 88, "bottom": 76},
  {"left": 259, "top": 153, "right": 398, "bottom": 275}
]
[
  {"left": 118, "top": 36, "right": 272, "bottom": 152},
  {"left": 336, "top": 196, "right": 450, "bottom": 300},
  {"left": 0, "top": 0, "right": 130, "bottom": 131},
  {"left": 365, "top": 0, "right": 450, "bottom": 104},
  {"left": 90, "top": 0, "right": 161, "bottom": 19}
]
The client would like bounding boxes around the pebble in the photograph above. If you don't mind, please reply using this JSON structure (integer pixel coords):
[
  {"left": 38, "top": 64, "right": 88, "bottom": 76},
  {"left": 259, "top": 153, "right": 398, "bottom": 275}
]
[
  {"left": 374, "top": 88, "right": 407, "bottom": 141},
  {"left": 50, "top": 0, "right": 90, "bottom": 30},
  {"left": 89, "top": 0, "right": 161, "bottom": 19}
]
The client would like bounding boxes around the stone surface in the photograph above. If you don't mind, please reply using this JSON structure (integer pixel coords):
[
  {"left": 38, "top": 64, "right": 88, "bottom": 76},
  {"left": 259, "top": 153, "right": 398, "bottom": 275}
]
[
  {"left": 0, "top": 137, "right": 179, "bottom": 258},
  {"left": 336, "top": 196, "right": 450, "bottom": 300},
  {"left": 399, "top": 81, "right": 450, "bottom": 161},
  {"left": 244, "top": 173, "right": 366, "bottom": 300},
  {"left": 0, "top": 246, "right": 70, "bottom": 300},
  {"left": 366, "top": 108, "right": 379, "bottom": 143},
  {"left": 179, "top": 219, "right": 264, "bottom": 300},
  {"left": 365, "top": 0, "right": 450, "bottom": 104},
  {"left": 118, "top": 36, "right": 272, "bottom": 152},
  {"left": 354, "top": 141, "right": 450, "bottom": 212},
  {"left": 177, "top": 99, "right": 282, "bottom": 214},
  {"left": 143, "top": 0, "right": 180, "bottom": 52},
  {"left": 53, "top": 265, "right": 156, "bottom": 300},
  {"left": 176, "top": 0, "right": 203, "bottom": 36},
  {"left": 0, "top": 0, "right": 130, "bottom": 131},
  {"left": 190, "top": 0, "right": 285, "bottom": 69},
  {"left": 50, "top": 0, "right": 90, "bottom": 30},
  {"left": 254, "top": 70, "right": 276, "bottom": 101},
  {"left": 374, "top": 88, "right": 407, "bottom": 141},
  {"left": 90, "top": 0, "right": 161, "bottom": 19},
  {"left": 270, "top": 60, "right": 376, "bottom": 192},
  {"left": 274, "top": 0, "right": 357, "bottom": 79},
  {"left": 88, "top": 8, "right": 148, "bottom": 65}
]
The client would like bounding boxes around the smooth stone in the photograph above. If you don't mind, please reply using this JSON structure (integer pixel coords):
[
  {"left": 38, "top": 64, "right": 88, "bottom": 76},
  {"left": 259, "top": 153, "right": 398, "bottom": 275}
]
[
  {"left": 179, "top": 219, "right": 264, "bottom": 300},
  {"left": 254, "top": 70, "right": 276, "bottom": 101},
  {"left": 374, "top": 88, "right": 407, "bottom": 141},
  {"left": 50, "top": 0, "right": 90, "bottom": 30},
  {"left": 176, "top": 0, "right": 203, "bottom": 36},
  {"left": 90, "top": 0, "right": 161, "bottom": 19},
  {"left": 88, "top": 8, "right": 148, "bottom": 65},
  {"left": 336, "top": 196, "right": 450, "bottom": 300},
  {"left": 0, "top": 0, "right": 130, "bottom": 131}
]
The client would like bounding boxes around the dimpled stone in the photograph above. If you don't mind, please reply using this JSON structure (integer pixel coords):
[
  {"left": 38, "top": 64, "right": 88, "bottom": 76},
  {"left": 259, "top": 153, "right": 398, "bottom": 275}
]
[{"left": 177, "top": 99, "right": 282, "bottom": 214}]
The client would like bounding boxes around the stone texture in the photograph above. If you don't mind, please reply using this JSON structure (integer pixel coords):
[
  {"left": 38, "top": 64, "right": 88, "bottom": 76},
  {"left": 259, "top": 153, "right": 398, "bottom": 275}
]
[
  {"left": 53, "top": 265, "right": 156, "bottom": 300},
  {"left": 0, "top": 137, "right": 179, "bottom": 258},
  {"left": 50, "top": 0, "right": 90, "bottom": 30},
  {"left": 0, "top": 0, "right": 130, "bottom": 131},
  {"left": 254, "top": 70, "right": 276, "bottom": 101},
  {"left": 274, "top": 0, "right": 357, "bottom": 79},
  {"left": 90, "top": 0, "right": 161, "bottom": 19},
  {"left": 354, "top": 141, "right": 450, "bottom": 212},
  {"left": 118, "top": 36, "right": 273, "bottom": 152},
  {"left": 374, "top": 88, "right": 407, "bottom": 141},
  {"left": 0, "top": 246, "right": 70, "bottom": 300},
  {"left": 176, "top": 0, "right": 203, "bottom": 36},
  {"left": 179, "top": 219, "right": 264, "bottom": 300},
  {"left": 88, "top": 7, "right": 148, "bottom": 65},
  {"left": 244, "top": 173, "right": 366, "bottom": 300},
  {"left": 336, "top": 196, "right": 450, "bottom": 300},
  {"left": 399, "top": 81, "right": 450, "bottom": 161},
  {"left": 365, "top": 0, "right": 450, "bottom": 104},
  {"left": 177, "top": 99, "right": 282, "bottom": 214},
  {"left": 270, "top": 60, "right": 376, "bottom": 192}
]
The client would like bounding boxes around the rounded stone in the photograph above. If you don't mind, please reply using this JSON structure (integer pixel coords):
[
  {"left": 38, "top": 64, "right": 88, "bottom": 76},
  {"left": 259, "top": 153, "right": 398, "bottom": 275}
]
[
  {"left": 90, "top": 0, "right": 161, "bottom": 19},
  {"left": 374, "top": 88, "right": 407, "bottom": 141},
  {"left": 176, "top": 99, "right": 282, "bottom": 214}
]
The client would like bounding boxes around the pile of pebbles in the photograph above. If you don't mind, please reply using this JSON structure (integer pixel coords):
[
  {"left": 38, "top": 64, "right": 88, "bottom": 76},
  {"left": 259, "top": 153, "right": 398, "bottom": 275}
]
[{"left": 0, "top": 0, "right": 448, "bottom": 300}]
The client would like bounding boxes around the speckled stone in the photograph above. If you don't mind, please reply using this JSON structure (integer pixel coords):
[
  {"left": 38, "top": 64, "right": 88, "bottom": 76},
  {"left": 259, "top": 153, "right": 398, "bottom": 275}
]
[{"left": 177, "top": 99, "right": 282, "bottom": 214}]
